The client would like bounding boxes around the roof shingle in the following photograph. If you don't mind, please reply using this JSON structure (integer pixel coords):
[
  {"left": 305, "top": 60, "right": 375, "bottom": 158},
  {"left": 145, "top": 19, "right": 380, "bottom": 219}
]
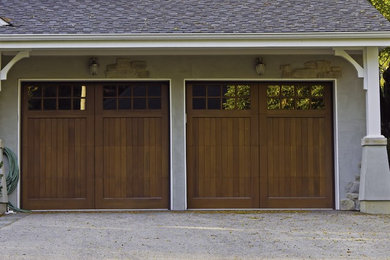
[{"left": 0, "top": 0, "right": 389, "bottom": 34}]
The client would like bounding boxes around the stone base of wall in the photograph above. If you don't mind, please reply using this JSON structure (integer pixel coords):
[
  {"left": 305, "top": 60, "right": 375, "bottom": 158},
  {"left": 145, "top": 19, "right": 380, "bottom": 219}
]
[
  {"left": 341, "top": 175, "right": 360, "bottom": 211},
  {"left": 360, "top": 201, "right": 390, "bottom": 214}
]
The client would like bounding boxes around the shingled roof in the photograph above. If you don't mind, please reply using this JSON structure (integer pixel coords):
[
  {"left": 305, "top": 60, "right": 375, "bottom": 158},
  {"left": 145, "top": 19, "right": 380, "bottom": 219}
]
[{"left": 0, "top": 0, "right": 389, "bottom": 34}]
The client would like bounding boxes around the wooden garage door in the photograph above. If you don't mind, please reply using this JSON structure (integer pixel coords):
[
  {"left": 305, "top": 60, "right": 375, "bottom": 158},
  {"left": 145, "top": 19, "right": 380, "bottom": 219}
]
[
  {"left": 186, "top": 83, "right": 260, "bottom": 208},
  {"left": 22, "top": 82, "right": 169, "bottom": 209},
  {"left": 186, "top": 81, "right": 334, "bottom": 208}
]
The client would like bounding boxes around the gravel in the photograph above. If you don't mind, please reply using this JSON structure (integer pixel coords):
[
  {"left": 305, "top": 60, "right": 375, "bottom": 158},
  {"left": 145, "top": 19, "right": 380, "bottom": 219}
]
[{"left": 0, "top": 210, "right": 389, "bottom": 259}]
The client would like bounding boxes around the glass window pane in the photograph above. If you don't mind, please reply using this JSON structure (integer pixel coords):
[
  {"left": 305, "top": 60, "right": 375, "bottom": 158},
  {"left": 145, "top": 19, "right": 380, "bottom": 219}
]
[
  {"left": 27, "top": 86, "right": 41, "bottom": 97},
  {"left": 103, "top": 86, "right": 116, "bottom": 97},
  {"left": 296, "top": 86, "right": 310, "bottom": 97},
  {"left": 208, "top": 86, "right": 220, "bottom": 97},
  {"left": 28, "top": 99, "right": 41, "bottom": 110},
  {"left": 103, "top": 98, "right": 116, "bottom": 110},
  {"left": 267, "top": 98, "right": 280, "bottom": 109},
  {"left": 59, "top": 99, "right": 71, "bottom": 110},
  {"left": 193, "top": 98, "right": 206, "bottom": 109},
  {"left": 133, "top": 98, "right": 146, "bottom": 109},
  {"left": 59, "top": 86, "right": 71, "bottom": 97},
  {"left": 118, "top": 86, "right": 131, "bottom": 97},
  {"left": 43, "top": 99, "right": 56, "bottom": 110},
  {"left": 73, "top": 98, "right": 86, "bottom": 111},
  {"left": 43, "top": 86, "right": 57, "bottom": 97},
  {"left": 281, "top": 85, "right": 294, "bottom": 97},
  {"left": 236, "top": 85, "right": 250, "bottom": 97},
  {"left": 149, "top": 98, "right": 161, "bottom": 109},
  {"left": 133, "top": 86, "right": 146, "bottom": 96},
  {"left": 148, "top": 86, "right": 161, "bottom": 96},
  {"left": 296, "top": 98, "right": 310, "bottom": 110},
  {"left": 224, "top": 85, "right": 236, "bottom": 97},
  {"left": 311, "top": 85, "right": 324, "bottom": 97},
  {"left": 311, "top": 98, "right": 325, "bottom": 109},
  {"left": 118, "top": 98, "right": 131, "bottom": 109},
  {"left": 237, "top": 97, "right": 251, "bottom": 110},
  {"left": 222, "top": 97, "right": 235, "bottom": 110},
  {"left": 281, "top": 98, "right": 295, "bottom": 110},
  {"left": 207, "top": 98, "right": 220, "bottom": 109},
  {"left": 74, "top": 85, "right": 82, "bottom": 97},
  {"left": 192, "top": 86, "right": 206, "bottom": 96},
  {"left": 267, "top": 85, "right": 280, "bottom": 97}
]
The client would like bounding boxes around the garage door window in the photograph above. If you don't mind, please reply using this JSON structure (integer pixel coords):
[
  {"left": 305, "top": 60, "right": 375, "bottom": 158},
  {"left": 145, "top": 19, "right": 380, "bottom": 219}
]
[
  {"left": 192, "top": 83, "right": 251, "bottom": 110},
  {"left": 27, "top": 84, "right": 87, "bottom": 111},
  {"left": 267, "top": 83, "right": 325, "bottom": 110},
  {"left": 103, "top": 84, "right": 162, "bottom": 110}
]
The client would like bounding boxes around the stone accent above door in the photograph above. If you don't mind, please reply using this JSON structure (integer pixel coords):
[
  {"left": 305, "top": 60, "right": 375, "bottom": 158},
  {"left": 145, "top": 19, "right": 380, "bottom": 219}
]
[
  {"left": 105, "top": 58, "right": 150, "bottom": 78},
  {"left": 280, "top": 60, "right": 342, "bottom": 78}
]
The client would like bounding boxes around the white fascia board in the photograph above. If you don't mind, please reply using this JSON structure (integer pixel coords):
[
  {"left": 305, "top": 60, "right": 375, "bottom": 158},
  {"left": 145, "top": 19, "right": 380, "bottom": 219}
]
[{"left": 0, "top": 32, "right": 390, "bottom": 49}]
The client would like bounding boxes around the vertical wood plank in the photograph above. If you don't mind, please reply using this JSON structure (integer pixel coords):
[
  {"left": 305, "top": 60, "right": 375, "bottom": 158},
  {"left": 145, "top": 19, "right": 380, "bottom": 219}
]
[
  {"left": 290, "top": 118, "right": 297, "bottom": 197},
  {"left": 57, "top": 119, "right": 64, "bottom": 198},
  {"left": 74, "top": 118, "right": 81, "bottom": 198}
]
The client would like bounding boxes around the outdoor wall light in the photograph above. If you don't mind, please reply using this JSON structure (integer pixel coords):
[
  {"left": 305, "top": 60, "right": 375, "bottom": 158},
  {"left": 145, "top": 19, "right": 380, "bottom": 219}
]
[
  {"left": 255, "top": 57, "right": 266, "bottom": 75},
  {"left": 89, "top": 57, "right": 99, "bottom": 76}
]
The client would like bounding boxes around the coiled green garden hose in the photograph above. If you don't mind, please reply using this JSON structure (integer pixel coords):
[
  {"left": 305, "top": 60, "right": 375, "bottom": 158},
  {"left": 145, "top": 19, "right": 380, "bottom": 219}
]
[{"left": 3, "top": 147, "right": 30, "bottom": 213}]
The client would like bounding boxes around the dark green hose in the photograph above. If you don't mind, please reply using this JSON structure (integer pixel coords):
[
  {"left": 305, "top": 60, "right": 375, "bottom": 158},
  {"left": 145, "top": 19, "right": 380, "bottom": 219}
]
[{"left": 3, "top": 147, "right": 30, "bottom": 213}]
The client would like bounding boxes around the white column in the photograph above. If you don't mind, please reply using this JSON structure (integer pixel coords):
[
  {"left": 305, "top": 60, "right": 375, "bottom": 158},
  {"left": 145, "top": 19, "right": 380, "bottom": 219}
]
[
  {"left": 169, "top": 78, "right": 187, "bottom": 210},
  {"left": 364, "top": 47, "right": 383, "bottom": 138},
  {"left": 359, "top": 47, "right": 390, "bottom": 214}
]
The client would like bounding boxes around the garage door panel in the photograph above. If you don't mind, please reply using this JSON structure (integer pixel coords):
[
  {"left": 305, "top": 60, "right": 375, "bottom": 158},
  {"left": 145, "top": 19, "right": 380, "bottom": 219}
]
[
  {"left": 101, "top": 117, "right": 165, "bottom": 199},
  {"left": 22, "top": 82, "right": 95, "bottom": 209},
  {"left": 260, "top": 82, "right": 334, "bottom": 208},
  {"left": 187, "top": 82, "right": 259, "bottom": 208},
  {"left": 189, "top": 117, "right": 255, "bottom": 199},
  {"left": 265, "top": 116, "right": 328, "bottom": 198},
  {"left": 95, "top": 83, "right": 169, "bottom": 209},
  {"left": 23, "top": 117, "right": 93, "bottom": 207}
]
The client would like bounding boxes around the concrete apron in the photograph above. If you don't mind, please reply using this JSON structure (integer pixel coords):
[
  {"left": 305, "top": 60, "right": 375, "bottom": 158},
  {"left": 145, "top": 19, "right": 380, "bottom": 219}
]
[{"left": 359, "top": 137, "right": 390, "bottom": 214}]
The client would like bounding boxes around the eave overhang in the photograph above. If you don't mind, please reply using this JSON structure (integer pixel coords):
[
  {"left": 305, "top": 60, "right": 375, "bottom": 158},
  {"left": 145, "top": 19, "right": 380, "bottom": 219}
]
[{"left": 0, "top": 32, "right": 390, "bottom": 50}]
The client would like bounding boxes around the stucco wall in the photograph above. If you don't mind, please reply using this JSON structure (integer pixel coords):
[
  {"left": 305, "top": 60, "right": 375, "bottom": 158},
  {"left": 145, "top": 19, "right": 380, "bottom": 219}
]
[{"left": 0, "top": 54, "right": 365, "bottom": 209}]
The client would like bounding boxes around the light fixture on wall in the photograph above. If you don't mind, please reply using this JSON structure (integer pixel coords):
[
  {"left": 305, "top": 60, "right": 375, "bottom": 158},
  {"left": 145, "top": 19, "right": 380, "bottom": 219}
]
[
  {"left": 255, "top": 57, "right": 266, "bottom": 76},
  {"left": 88, "top": 57, "right": 99, "bottom": 76}
]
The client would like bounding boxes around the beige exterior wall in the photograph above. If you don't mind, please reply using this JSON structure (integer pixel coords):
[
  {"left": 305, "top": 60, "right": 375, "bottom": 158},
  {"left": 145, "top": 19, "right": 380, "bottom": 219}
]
[{"left": 0, "top": 54, "right": 364, "bottom": 209}]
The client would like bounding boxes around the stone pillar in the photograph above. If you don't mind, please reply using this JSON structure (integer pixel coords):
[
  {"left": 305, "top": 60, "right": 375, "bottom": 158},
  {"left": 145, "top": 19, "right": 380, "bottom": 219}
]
[{"left": 359, "top": 47, "right": 390, "bottom": 214}]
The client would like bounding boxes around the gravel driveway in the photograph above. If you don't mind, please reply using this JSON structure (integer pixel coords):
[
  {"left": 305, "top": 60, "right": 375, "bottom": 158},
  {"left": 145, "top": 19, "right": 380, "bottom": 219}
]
[{"left": 0, "top": 210, "right": 389, "bottom": 259}]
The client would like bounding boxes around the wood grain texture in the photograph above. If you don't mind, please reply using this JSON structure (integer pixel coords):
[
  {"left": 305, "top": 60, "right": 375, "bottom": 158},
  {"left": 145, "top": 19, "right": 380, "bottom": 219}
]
[
  {"left": 187, "top": 81, "right": 334, "bottom": 209},
  {"left": 259, "top": 82, "right": 334, "bottom": 208},
  {"left": 22, "top": 83, "right": 95, "bottom": 209},
  {"left": 22, "top": 82, "right": 169, "bottom": 209},
  {"left": 187, "top": 83, "right": 259, "bottom": 208},
  {"left": 94, "top": 83, "right": 169, "bottom": 209}
]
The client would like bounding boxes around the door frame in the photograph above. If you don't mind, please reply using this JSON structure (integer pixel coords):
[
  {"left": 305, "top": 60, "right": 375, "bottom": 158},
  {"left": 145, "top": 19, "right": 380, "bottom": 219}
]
[
  {"left": 19, "top": 78, "right": 172, "bottom": 209},
  {"left": 183, "top": 78, "right": 339, "bottom": 209}
]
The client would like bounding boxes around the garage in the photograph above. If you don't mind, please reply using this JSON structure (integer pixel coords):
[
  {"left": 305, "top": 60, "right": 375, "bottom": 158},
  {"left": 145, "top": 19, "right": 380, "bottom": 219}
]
[
  {"left": 186, "top": 81, "right": 334, "bottom": 208},
  {"left": 22, "top": 81, "right": 170, "bottom": 209}
]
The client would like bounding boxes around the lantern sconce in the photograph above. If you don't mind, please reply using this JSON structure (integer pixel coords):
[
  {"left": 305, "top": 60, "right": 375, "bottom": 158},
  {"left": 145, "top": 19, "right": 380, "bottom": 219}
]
[
  {"left": 89, "top": 57, "right": 99, "bottom": 76},
  {"left": 255, "top": 57, "right": 266, "bottom": 76}
]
